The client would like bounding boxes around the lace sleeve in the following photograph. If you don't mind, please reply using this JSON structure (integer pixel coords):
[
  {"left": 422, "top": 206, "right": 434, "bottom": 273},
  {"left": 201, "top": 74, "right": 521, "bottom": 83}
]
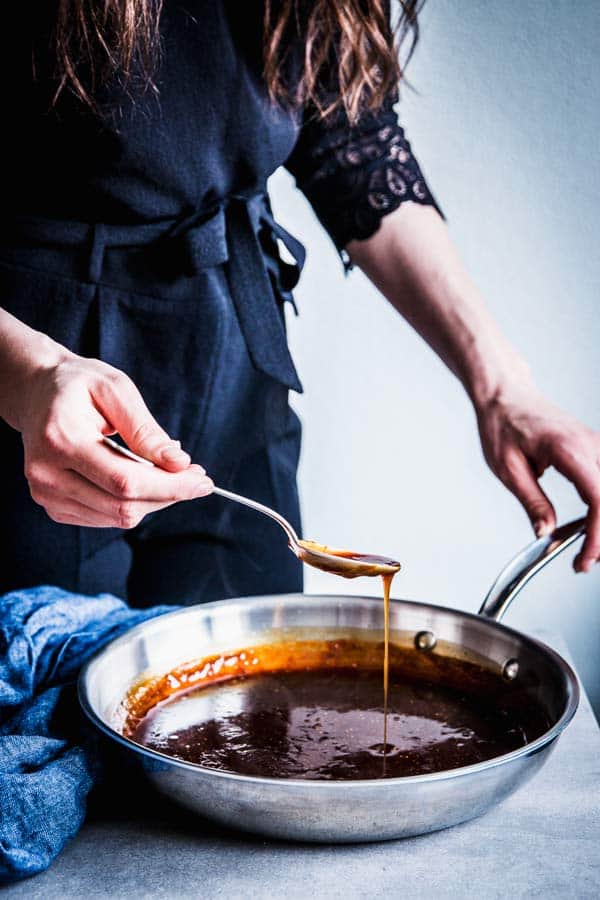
[{"left": 285, "top": 93, "right": 443, "bottom": 254}]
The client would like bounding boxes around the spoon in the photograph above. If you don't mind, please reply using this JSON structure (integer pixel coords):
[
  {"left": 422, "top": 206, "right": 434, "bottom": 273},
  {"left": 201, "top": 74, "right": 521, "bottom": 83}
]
[{"left": 102, "top": 435, "right": 401, "bottom": 578}]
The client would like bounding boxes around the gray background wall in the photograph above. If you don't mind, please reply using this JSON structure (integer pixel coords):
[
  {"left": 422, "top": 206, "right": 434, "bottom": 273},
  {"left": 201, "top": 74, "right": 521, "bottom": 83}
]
[{"left": 269, "top": 0, "right": 600, "bottom": 715}]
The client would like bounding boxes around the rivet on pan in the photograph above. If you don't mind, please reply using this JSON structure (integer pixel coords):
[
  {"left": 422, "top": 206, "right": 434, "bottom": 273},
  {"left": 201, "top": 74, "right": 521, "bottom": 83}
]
[
  {"left": 415, "top": 631, "right": 436, "bottom": 651},
  {"left": 503, "top": 658, "right": 520, "bottom": 681}
]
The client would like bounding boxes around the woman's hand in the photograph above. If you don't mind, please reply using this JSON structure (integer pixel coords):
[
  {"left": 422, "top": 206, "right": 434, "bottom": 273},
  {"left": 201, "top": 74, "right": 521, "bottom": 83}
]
[
  {"left": 0, "top": 310, "right": 213, "bottom": 529},
  {"left": 347, "top": 204, "right": 599, "bottom": 573},
  {"left": 475, "top": 384, "right": 600, "bottom": 572}
]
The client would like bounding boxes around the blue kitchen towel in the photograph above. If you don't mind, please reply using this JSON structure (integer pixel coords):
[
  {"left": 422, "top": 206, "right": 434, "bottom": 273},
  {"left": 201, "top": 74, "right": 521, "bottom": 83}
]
[{"left": 0, "top": 585, "right": 173, "bottom": 885}]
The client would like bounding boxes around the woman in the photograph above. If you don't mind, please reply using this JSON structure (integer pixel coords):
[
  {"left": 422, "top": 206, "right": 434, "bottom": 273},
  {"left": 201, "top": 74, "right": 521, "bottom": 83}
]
[{"left": 0, "top": 1, "right": 598, "bottom": 607}]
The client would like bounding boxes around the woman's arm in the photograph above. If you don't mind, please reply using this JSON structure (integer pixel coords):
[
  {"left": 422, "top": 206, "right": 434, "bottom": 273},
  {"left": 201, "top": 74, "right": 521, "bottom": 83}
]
[
  {"left": 347, "top": 203, "right": 600, "bottom": 573},
  {"left": 0, "top": 308, "right": 212, "bottom": 528}
]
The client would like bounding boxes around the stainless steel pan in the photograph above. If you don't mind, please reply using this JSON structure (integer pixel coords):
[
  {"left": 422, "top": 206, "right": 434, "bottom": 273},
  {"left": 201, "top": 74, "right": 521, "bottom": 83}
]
[{"left": 79, "top": 519, "right": 584, "bottom": 842}]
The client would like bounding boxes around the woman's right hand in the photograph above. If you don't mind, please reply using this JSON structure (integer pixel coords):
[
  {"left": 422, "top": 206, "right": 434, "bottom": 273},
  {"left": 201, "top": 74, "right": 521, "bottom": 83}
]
[{"left": 3, "top": 320, "right": 213, "bottom": 529}]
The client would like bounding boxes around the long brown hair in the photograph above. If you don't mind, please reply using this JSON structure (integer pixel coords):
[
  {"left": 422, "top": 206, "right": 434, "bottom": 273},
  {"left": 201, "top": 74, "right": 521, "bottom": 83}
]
[{"left": 53, "top": 1, "right": 422, "bottom": 121}]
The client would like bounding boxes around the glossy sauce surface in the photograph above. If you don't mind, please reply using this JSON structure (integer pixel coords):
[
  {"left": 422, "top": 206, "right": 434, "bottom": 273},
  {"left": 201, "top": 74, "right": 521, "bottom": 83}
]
[
  {"left": 295, "top": 540, "right": 401, "bottom": 578},
  {"left": 127, "top": 640, "right": 549, "bottom": 780}
]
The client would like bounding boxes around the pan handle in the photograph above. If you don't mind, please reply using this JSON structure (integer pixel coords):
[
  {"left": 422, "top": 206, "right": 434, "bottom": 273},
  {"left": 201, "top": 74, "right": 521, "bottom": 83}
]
[{"left": 478, "top": 518, "right": 586, "bottom": 622}]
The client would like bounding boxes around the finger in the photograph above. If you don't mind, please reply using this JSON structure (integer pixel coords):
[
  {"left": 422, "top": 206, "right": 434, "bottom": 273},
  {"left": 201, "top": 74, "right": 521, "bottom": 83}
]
[
  {"left": 61, "top": 468, "right": 177, "bottom": 521},
  {"left": 34, "top": 468, "right": 184, "bottom": 528},
  {"left": 574, "top": 502, "right": 600, "bottom": 573},
  {"left": 68, "top": 439, "right": 214, "bottom": 502},
  {"left": 46, "top": 513, "right": 96, "bottom": 527},
  {"left": 544, "top": 443, "right": 600, "bottom": 570},
  {"left": 44, "top": 497, "right": 127, "bottom": 528},
  {"left": 92, "top": 371, "right": 191, "bottom": 471},
  {"left": 500, "top": 449, "right": 556, "bottom": 537},
  {"left": 550, "top": 443, "right": 600, "bottom": 503}
]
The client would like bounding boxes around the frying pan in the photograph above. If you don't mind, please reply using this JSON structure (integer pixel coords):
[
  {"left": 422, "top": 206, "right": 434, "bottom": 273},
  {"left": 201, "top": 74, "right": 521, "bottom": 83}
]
[{"left": 79, "top": 518, "right": 584, "bottom": 842}]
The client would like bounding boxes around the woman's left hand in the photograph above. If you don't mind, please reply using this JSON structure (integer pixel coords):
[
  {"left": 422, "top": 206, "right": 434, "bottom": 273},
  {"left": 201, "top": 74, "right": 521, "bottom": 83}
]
[
  {"left": 475, "top": 384, "right": 600, "bottom": 572},
  {"left": 348, "top": 204, "right": 599, "bottom": 572}
]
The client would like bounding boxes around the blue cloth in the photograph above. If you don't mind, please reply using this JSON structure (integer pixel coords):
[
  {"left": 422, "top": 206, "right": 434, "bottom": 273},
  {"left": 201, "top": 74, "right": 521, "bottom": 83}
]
[{"left": 0, "top": 586, "right": 172, "bottom": 885}]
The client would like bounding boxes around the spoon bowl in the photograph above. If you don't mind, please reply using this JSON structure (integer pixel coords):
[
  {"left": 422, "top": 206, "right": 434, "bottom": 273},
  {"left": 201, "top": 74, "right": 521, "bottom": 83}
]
[{"left": 293, "top": 539, "right": 401, "bottom": 578}]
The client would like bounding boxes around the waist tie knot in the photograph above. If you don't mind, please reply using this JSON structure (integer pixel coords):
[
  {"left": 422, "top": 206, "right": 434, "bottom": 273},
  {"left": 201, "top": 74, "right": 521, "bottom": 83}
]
[
  {"left": 5, "top": 192, "right": 305, "bottom": 393},
  {"left": 148, "top": 194, "right": 303, "bottom": 392}
]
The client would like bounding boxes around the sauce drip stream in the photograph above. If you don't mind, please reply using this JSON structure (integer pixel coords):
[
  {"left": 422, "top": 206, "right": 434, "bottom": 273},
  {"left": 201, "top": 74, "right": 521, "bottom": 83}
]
[
  {"left": 382, "top": 572, "right": 393, "bottom": 772},
  {"left": 296, "top": 540, "right": 400, "bottom": 771}
]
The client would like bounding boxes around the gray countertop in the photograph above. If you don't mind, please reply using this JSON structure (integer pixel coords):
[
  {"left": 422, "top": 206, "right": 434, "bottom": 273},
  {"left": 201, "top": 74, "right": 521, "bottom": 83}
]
[{"left": 5, "top": 631, "right": 600, "bottom": 900}]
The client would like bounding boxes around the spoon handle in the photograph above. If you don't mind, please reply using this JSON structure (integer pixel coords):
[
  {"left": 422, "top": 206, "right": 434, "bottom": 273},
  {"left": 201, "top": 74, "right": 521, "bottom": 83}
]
[
  {"left": 212, "top": 486, "right": 299, "bottom": 545},
  {"left": 101, "top": 436, "right": 299, "bottom": 545}
]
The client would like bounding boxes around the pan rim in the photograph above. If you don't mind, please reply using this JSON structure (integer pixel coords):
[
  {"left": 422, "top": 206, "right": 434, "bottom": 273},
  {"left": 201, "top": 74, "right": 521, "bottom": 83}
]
[{"left": 78, "top": 593, "right": 580, "bottom": 789}]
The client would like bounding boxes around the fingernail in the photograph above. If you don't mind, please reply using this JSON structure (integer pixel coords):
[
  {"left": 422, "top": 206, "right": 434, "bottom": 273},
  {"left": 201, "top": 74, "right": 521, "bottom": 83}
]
[
  {"left": 534, "top": 520, "right": 551, "bottom": 538},
  {"left": 161, "top": 445, "right": 189, "bottom": 463},
  {"left": 575, "top": 555, "right": 590, "bottom": 573}
]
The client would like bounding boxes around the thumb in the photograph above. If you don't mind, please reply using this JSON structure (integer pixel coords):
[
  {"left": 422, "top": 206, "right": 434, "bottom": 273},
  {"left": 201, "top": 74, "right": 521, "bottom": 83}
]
[
  {"left": 501, "top": 450, "right": 556, "bottom": 538},
  {"left": 93, "top": 371, "right": 191, "bottom": 472}
]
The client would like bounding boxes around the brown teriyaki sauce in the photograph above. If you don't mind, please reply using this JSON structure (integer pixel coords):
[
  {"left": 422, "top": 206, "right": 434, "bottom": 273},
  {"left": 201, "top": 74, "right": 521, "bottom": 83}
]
[{"left": 125, "top": 639, "right": 550, "bottom": 780}]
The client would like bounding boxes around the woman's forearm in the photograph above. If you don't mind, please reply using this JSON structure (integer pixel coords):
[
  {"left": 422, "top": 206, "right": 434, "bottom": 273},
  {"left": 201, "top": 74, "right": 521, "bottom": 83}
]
[
  {"left": 346, "top": 203, "right": 533, "bottom": 410},
  {"left": 347, "top": 201, "right": 600, "bottom": 571},
  {"left": 0, "top": 308, "right": 68, "bottom": 430}
]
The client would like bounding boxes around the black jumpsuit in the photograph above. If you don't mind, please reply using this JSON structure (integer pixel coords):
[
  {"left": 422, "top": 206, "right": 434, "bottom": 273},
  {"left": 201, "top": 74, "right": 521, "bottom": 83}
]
[{"left": 0, "top": 1, "right": 437, "bottom": 606}]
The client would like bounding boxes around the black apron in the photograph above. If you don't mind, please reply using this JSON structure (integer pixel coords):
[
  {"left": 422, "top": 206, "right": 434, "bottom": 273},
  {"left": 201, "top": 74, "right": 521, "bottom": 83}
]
[
  {"left": 0, "top": 1, "right": 306, "bottom": 605},
  {"left": 0, "top": 1, "right": 439, "bottom": 604}
]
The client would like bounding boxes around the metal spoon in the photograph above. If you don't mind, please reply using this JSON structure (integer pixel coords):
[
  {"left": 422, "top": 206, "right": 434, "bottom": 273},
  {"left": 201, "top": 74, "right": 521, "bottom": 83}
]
[{"left": 102, "top": 435, "right": 401, "bottom": 578}]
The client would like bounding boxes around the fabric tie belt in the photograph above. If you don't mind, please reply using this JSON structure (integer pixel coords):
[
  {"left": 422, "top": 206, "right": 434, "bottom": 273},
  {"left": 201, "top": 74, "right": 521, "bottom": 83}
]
[{"left": 4, "top": 193, "right": 305, "bottom": 392}]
